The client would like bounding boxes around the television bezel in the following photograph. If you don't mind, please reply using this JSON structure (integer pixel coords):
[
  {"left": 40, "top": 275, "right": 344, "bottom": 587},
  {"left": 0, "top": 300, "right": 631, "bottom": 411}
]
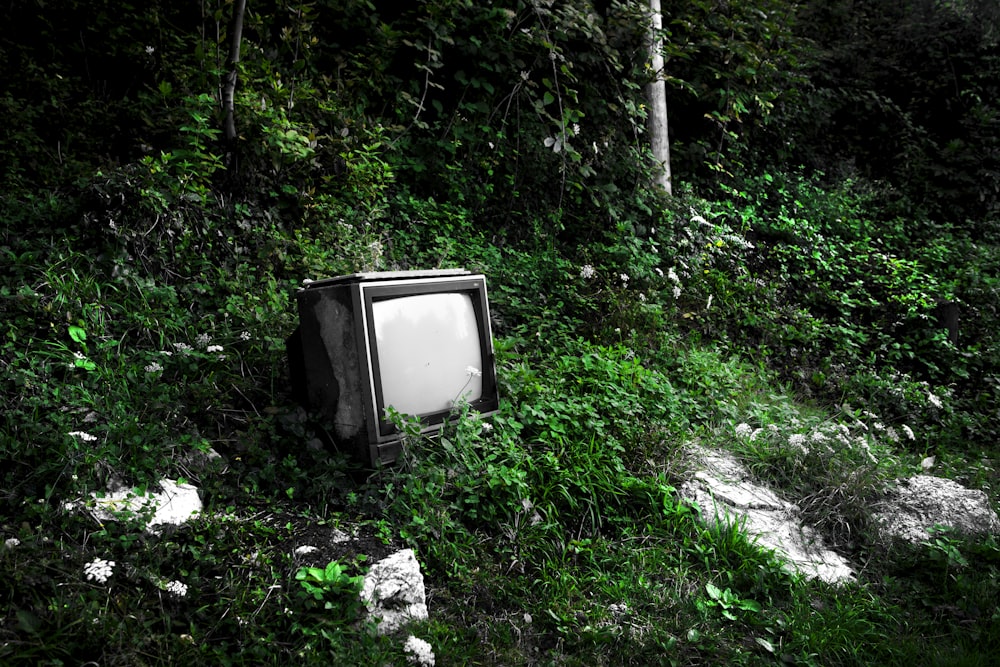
[{"left": 354, "top": 274, "right": 499, "bottom": 445}]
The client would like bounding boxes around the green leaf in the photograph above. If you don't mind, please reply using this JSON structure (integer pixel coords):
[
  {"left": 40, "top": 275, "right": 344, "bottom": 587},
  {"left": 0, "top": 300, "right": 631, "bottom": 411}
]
[
  {"left": 68, "top": 325, "right": 87, "bottom": 344},
  {"left": 705, "top": 582, "right": 722, "bottom": 601}
]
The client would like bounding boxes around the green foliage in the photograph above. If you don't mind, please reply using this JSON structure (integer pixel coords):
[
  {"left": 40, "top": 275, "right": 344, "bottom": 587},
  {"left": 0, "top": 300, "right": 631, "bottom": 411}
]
[
  {"left": 295, "top": 558, "right": 367, "bottom": 617},
  {"left": 3, "top": 0, "right": 1000, "bottom": 664}
]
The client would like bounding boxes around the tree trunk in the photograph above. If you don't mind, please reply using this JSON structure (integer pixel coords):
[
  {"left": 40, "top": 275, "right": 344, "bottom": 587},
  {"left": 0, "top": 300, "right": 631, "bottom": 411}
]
[
  {"left": 222, "top": 0, "right": 247, "bottom": 164},
  {"left": 646, "top": 0, "right": 671, "bottom": 194}
]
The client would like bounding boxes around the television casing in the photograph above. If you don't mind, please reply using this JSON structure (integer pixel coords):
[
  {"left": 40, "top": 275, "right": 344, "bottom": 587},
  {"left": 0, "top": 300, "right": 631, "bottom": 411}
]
[{"left": 289, "top": 269, "right": 499, "bottom": 466}]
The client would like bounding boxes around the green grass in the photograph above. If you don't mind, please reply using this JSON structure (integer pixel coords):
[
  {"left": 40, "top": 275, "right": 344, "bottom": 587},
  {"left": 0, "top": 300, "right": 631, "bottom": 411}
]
[{"left": 2, "top": 178, "right": 1000, "bottom": 666}]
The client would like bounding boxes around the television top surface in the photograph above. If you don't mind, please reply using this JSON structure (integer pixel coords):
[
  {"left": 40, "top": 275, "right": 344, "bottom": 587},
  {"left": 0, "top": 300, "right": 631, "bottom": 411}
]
[{"left": 299, "top": 269, "right": 472, "bottom": 291}]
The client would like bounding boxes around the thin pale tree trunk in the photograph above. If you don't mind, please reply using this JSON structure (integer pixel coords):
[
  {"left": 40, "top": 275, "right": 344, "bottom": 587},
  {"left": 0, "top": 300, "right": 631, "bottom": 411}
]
[
  {"left": 222, "top": 0, "right": 247, "bottom": 157},
  {"left": 647, "top": 0, "right": 672, "bottom": 194}
]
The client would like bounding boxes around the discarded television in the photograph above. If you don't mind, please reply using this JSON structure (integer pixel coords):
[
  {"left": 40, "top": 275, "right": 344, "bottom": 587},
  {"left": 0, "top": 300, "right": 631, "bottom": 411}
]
[{"left": 288, "top": 269, "right": 499, "bottom": 466}]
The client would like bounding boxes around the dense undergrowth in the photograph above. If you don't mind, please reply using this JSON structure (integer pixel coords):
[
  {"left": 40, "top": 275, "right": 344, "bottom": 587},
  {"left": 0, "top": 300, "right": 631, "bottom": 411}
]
[
  {"left": 3, "top": 0, "right": 1000, "bottom": 664},
  {"left": 3, "top": 165, "right": 1000, "bottom": 665}
]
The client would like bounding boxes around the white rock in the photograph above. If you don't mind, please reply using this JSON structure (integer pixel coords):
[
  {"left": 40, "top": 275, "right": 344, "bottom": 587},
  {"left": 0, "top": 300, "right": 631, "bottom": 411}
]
[
  {"left": 360, "top": 549, "right": 428, "bottom": 634},
  {"left": 65, "top": 479, "right": 202, "bottom": 533},
  {"left": 681, "top": 445, "right": 855, "bottom": 585},
  {"left": 872, "top": 475, "right": 1000, "bottom": 544}
]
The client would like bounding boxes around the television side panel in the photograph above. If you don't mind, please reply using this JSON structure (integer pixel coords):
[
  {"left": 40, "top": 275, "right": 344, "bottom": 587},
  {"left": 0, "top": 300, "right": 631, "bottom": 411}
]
[{"left": 294, "top": 283, "right": 374, "bottom": 461}]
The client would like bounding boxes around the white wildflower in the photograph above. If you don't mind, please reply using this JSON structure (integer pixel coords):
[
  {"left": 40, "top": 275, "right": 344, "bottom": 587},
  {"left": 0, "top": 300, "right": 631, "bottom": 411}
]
[
  {"left": 481, "top": 422, "right": 493, "bottom": 433},
  {"left": 172, "top": 342, "right": 193, "bottom": 353},
  {"left": 672, "top": 285, "right": 682, "bottom": 299},
  {"left": 520, "top": 70, "right": 530, "bottom": 81},
  {"left": 639, "top": 293, "right": 646, "bottom": 302},
  {"left": 4, "top": 538, "right": 20, "bottom": 549},
  {"left": 927, "top": 393, "right": 943, "bottom": 409},
  {"left": 465, "top": 366, "right": 482, "bottom": 377},
  {"left": 166, "top": 580, "right": 189, "bottom": 597},
  {"left": 735, "top": 423, "right": 753, "bottom": 438},
  {"left": 144, "top": 361, "right": 163, "bottom": 373},
  {"left": 145, "top": 45, "right": 155, "bottom": 55},
  {"left": 620, "top": 273, "right": 630, "bottom": 283},
  {"left": 579, "top": 264, "right": 596, "bottom": 280},
  {"left": 654, "top": 267, "right": 664, "bottom": 278},
  {"left": 886, "top": 426, "right": 900, "bottom": 443},
  {"left": 788, "top": 433, "right": 807, "bottom": 452},
  {"left": 84, "top": 557, "right": 115, "bottom": 584},
  {"left": 810, "top": 431, "right": 828, "bottom": 443},
  {"left": 902, "top": 425, "right": 916, "bottom": 441},
  {"left": 403, "top": 635, "right": 436, "bottom": 667},
  {"left": 206, "top": 345, "right": 224, "bottom": 353},
  {"left": 68, "top": 431, "right": 97, "bottom": 442},
  {"left": 572, "top": 123, "right": 581, "bottom": 135},
  {"left": 667, "top": 267, "right": 680, "bottom": 284},
  {"left": 240, "top": 331, "right": 251, "bottom": 341},
  {"left": 195, "top": 333, "right": 211, "bottom": 348}
]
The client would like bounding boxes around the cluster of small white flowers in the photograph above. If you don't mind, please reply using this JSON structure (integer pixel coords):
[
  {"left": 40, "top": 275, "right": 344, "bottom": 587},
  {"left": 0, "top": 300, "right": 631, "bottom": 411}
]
[
  {"left": 206, "top": 345, "right": 223, "bottom": 353},
  {"left": 690, "top": 211, "right": 710, "bottom": 226},
  {"left": 240, "top": 331, "right": 251, "bottom": 341},
  {"left": 144, "top": 361, "right": 163, "bottom": 373},
  {"left": 403, "top": 635, "right": 435, "bottom": 667},
  {"left": 84, "top": 557, "right": 115, "bottom": 584},
  {"left": 4, "top": 538, "right": 20, "bottom": 549},
  {"left": 927, "top": 392, "right": 943, "bottom": 409},
  {"left": 68, "top": 431, "right": 97, "bottom": 442},
  {"left": 195, "top": 333, "right": 211, "bottom": 348},
  {"left": 465, "top": 366, "right": 482, "bottom": 378},
  {"left": 166, "top": 580, "right": 188, "bottom": 597},
  {"left": 735, "top": 423, "right": 753, "bottom": 438},
  {"left": 579, "top": 264, "right": 596, "bottom": 280},
  {"left": 172, "top": 342, "right": 193, "bottom": 353},
  {"left": 902, "top": 424, "right": 916, "bottom": 440},
  {"left": 481, "top": 422, "right": 493, "bottom": 433},
  {"left": 619, "top": 273, "right": 630, "bottom": 283},
  {"left": 788, "top": 433, "right": 808, "bottom": 453}
]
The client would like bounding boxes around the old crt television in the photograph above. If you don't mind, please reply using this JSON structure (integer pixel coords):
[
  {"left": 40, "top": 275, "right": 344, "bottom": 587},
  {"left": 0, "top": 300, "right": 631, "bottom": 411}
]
[{"left": 288, "top": 269, "right": 499, "bottom": 466}]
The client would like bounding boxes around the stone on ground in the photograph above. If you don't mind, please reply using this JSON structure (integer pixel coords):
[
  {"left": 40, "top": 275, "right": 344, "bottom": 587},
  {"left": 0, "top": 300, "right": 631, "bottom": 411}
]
[
  {"left": 360, "top": 548, "right": 428, "bottom": 634},
  {"left": 871, "top": 475, "right": 1000, "bottom": 544},
  {"left": 680, "top": 445, "right": 855, "bottom": 585}
]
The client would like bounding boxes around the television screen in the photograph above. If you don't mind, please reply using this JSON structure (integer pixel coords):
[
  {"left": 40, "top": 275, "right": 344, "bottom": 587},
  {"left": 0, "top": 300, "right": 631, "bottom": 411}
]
[{"left": 371, "top": 292, "right": 484, "bottom": 416}]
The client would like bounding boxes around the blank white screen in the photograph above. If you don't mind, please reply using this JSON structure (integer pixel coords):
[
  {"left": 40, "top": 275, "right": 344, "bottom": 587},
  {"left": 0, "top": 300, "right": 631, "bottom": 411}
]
[{"left": 372, "top": 292, "right": 484, "bottom": 417}]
